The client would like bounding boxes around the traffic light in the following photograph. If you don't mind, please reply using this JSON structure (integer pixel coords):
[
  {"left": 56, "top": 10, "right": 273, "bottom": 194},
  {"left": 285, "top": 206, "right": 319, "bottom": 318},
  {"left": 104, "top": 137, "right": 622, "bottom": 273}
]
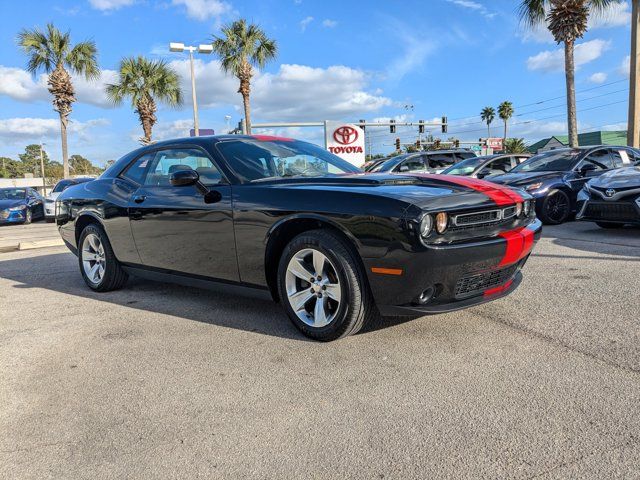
[
  {"left": 390, "top": 119, "right": 396, "bottom": 134},
  {"left": 441, "top": 116, "right": 448, "bottom": 134},
  {"left": 416, "top": 139, "right": 421, "bottom": 149},
  {"left": 454, "top": 139, "right": 460, "bottom": 148},
  {"left": 359, "top": 119, "right": 366, "bottom": 132},
  {"left": 418, "top": 120, "right": 425, "bottom": 134},
  {"left": 434, "top": 139, "right": 441, "bottom": 149},
  {"left": 395, "top": 138, "right": 401, "bottom": 151}
]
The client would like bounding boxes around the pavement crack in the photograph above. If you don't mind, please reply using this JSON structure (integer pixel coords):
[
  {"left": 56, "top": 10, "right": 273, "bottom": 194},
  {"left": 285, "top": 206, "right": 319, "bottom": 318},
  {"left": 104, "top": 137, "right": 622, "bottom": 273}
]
[{"left": 475, "top": 310, "right": 640, "bottom": 377}]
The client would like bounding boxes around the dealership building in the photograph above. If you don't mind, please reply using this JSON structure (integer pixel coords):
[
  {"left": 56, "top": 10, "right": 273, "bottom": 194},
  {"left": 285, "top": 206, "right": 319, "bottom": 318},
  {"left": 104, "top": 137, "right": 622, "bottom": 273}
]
[{"left": 527, "top": 130, "right": 627, "bottom": 154}]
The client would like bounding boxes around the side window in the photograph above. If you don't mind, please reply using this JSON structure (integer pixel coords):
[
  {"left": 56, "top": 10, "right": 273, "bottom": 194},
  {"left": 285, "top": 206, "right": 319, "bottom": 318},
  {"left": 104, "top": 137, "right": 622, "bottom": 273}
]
[
  {"left": 121, "top": 153, "right": 153, "bottom": 185},
  {"left": 515, "top": 156, "right": 529, "bottom": 165},
  {"left": 427, "top": 153, "right": 455, "bottom": 169},
  {"left": 144, "top": 148, "right": 222, "bottom": 186},
  {"left": 610, "top": 149, "right": 626, "bottom": 167},
  {"left": 398, "top": 157, "right": 426, "bottom": 172},
  {"left": 486, "top": 157, "right": 512, "bottom": 173},
  {"left": 582, "top": 149, "right": 614, "bottom": 170},
  {"left": 455, "top": 152, "right": 475, "bottom": 161}
]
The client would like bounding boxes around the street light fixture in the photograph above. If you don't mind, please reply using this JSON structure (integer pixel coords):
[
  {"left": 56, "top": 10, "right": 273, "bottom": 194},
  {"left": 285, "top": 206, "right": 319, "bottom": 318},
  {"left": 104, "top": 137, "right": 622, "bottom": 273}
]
[{"left": 168, "top": 42, "right": 213, "bottom": 136}]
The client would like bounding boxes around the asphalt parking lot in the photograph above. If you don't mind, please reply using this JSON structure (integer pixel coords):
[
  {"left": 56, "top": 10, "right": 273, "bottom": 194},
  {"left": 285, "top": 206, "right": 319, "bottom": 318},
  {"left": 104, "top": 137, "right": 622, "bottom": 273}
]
[{"left": 1, "top": 221, "right": 639, "bottom": 479}]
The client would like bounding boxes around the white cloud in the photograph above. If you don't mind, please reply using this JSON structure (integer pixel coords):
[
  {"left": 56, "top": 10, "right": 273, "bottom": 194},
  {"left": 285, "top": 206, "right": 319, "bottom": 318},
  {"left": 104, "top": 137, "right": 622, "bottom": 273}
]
[
  {"left": 588, "top": 72, "right": 607, "bottom": 84},
  {"left": 445, "top": 0, "right": 497, "bottom": 19},
  {"left": 620, "top": 55, "right": 630, "bottom": 77},
  {"left": 251, "top": 64, "right": 393, "bottom": 121},
  {"left": 0, "top": 117, "right": 110, "bottom": 144},
  {"left": 521, "top": 1, "right": 631, "bottom": 43},
  {"left": 88, "top": 0, "right": 135, "bottom": 11},
  {"left": 168, "top": 58, "right": 238, "bottom": 108},
  {"left": 300, "top": 16, "right": 314, "bottom": 32},
  {"left": 526, "top": 39, "right": 611, "bottom": 73},
  {"left": 170, "top": 0, "right": 231, "bottom": 21},
  {"left": 0, "top": 66, "right": 118, "bottom": 108},
  {"left": 322, "top": 19, "right": 338, "bottom": 28}
]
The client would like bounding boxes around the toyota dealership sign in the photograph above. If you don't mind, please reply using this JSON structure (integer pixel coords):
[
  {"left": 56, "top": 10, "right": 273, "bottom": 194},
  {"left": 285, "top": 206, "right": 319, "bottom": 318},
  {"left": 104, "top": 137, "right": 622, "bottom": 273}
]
[{"left": 325, "top": 121, "right": 365, "bottom": 166}]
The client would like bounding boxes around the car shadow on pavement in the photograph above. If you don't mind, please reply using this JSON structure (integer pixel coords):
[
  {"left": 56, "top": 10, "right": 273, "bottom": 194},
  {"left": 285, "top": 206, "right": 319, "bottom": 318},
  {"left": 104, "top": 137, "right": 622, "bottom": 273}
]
[
  {"left": 1, "top": 252, "right": 317, "bottom": 341},
  {"left": 1, "top": 251, "right": 424, "bottom": 340}
]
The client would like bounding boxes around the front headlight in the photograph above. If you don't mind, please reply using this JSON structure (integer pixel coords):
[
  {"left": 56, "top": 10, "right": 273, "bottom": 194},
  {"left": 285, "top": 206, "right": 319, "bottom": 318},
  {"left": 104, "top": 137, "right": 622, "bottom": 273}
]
[
  {"left": 419, "top": 214, "right": 433, "bottom": 238},
  {"left": 8, "top": 205, "right": 26, "bottom": 211},
  {"left": 515, "top": 202, "right": 523, "bottom": 217},
  {"left": 526, "top": 182, "right": 543, "bottom": 191},
  {"left": 523, "top": 200, "right": 530, "bottom": 216},
  {"left": 435, "top": 212, "right": 448, "bottom": 234}
]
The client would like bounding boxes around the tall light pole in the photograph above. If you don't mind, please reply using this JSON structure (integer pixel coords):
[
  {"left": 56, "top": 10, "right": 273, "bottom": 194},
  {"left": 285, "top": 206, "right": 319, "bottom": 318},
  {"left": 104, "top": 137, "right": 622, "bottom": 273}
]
[
  {"left": 169, "top": 42, "right": 213, "bottom": 137},
  {"left": 628, "top": 0, "right": 639, "bottom": 148}
]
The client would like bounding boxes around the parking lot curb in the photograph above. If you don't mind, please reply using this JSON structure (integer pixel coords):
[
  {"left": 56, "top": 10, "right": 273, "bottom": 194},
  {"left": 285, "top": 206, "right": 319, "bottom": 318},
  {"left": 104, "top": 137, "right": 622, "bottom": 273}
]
[{"left": 17, "top": 239, "right": 65, "bottom": 251}]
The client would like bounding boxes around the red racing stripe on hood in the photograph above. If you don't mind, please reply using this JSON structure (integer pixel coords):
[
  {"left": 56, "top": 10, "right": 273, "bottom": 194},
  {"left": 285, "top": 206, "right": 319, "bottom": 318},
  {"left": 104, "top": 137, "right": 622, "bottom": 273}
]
[{"left": 416, "top": 174, "right": 524, "bottom": 206}]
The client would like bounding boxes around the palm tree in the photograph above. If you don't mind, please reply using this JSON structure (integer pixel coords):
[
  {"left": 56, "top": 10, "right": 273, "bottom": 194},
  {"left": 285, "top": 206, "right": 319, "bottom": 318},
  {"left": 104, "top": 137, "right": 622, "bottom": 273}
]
[
  {"left": 106, "top": 56, "right": 182, "bottom": 145},
  {"left": 212, "top": 19, "right": 277, "bottom": 134},
  {"left": 18, "top": 23, "right": 99, "bottom": 178},
  {"left": 480, "top": 107, "right": 495, "bottom": 138},
  {"left": 498, "top": 101, "right": 514, "bottom": 139},
  {"left": 504, "top": 138, "right": 528, "bottom": 154},
  {"left": 519, "top": 0, "right": 621, "bottom": 147}
]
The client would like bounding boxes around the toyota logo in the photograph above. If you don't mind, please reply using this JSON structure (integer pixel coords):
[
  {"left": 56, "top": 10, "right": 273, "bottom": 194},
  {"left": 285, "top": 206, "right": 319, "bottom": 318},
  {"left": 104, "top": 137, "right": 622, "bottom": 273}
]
[
  {"left": 333, "top": 126, "right": 358, "bottom": 145},
  {"left": 605, "top": 188, "right": 616, "bottom": 197}
]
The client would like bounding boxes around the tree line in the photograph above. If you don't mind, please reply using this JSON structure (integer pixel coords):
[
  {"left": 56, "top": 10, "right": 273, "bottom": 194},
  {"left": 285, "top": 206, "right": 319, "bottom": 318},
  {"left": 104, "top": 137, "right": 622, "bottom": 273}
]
[{"left": 0, "top": 144, "right": 103, "bottom": 181}]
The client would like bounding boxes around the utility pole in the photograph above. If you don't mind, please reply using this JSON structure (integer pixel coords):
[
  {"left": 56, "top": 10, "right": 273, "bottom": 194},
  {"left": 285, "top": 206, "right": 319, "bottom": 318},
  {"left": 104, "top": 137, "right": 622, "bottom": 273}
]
[
  {"left": 628, "top": 0, "right": 640, "bottom": 147},
  {"left": 39, "top": 143, "right": 46, "bottom": 196}
]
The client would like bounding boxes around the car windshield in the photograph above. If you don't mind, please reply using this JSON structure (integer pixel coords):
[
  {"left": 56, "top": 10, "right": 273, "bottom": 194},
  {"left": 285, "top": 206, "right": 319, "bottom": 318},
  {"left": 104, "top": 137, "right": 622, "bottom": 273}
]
[
  {"left": 52, "top": 180, "right": 75, "bottom": 193},
  {"left": 442, "top": 156, "right": 491, "bottom": 175},
  {"left": 370, "top": 155, "right": 409, "bottom": 173},
  {"left": 511, "top": 150, "right": 581, "bottom": 173},
  {"left": 217, "top": 138, "right": 361, "bottom": 182},
  {"left": 0, "top": 188, "right": 26, "bottom": 200}
]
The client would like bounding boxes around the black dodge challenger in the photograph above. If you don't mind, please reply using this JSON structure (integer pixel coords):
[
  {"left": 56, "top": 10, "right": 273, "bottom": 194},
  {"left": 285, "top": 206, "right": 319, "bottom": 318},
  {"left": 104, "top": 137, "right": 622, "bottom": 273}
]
[{"left": 56, "top": 135, "right": 541, "bottom": 340}]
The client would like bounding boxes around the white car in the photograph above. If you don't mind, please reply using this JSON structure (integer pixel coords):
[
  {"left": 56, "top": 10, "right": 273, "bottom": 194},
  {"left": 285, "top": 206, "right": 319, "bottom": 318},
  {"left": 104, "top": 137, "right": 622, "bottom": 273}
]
[{"left": 45, "top": 178, "right": 94, "bottom": 221}]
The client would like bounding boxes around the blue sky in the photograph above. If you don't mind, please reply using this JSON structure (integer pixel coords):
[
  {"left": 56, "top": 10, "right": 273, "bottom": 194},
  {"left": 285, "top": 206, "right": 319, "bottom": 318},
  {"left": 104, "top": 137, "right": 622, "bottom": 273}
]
[{"left": 0, "top": 0, "right": 632, "bottom": 166}]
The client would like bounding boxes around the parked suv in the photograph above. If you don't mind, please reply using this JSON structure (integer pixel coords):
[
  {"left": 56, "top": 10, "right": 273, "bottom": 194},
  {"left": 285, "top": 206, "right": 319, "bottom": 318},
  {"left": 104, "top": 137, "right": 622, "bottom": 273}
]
[{"left": 368, "top": 149, "right": 477, "bottom": 174}]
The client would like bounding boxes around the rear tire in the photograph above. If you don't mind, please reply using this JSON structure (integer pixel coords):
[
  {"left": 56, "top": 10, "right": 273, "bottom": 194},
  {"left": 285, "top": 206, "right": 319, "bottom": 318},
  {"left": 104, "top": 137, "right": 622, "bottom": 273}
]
[
  {"left": 596, "top": 221, "right": 624, "bottom": 229},
  {"left": 538, "top": 189, "right": 570, "bottom": 225},
  {"left": 277, "top": 229, "right": 376, "bottom": 341},
  {"left": 78, "top": 224, "right": 128, "bottom": 292}
]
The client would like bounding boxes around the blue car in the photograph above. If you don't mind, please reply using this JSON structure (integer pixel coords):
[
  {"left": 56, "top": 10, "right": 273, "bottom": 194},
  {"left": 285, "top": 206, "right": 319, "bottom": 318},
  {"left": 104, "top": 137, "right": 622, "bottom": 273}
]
[
  {"left": 490, "top": 146, "right": 640, "bottom": 224},
  {"left": 0, "top": 187, "right": 45, "bottom": 225}
]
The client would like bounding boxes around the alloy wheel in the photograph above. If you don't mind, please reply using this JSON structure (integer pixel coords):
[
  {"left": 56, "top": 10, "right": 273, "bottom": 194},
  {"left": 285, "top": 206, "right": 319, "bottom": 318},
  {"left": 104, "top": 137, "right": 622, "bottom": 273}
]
[
  {"left": 82, "top": 233, "right": 106, "bottom": 285},
  {"left": 285, "top": 248, "right": 342, "bottom": 328},
  {"left": 545, "top": 192, "right": 569, "bottom": 223}
]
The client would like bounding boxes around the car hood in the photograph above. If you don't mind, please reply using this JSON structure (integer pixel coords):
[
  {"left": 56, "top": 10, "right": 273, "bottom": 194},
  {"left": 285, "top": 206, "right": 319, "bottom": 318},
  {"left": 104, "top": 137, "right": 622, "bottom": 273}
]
[
  {"left": 490, "top": 171, "right": 562, "bottom": 187},
  {"left": 589, "top": 166, "right": 640, "bottom": 189},
  {"left": 261, "top": 173, "right": 526, "bottom": 211},
  {"left": 0, "top": 199, "right": 25, "bottom": 209}
]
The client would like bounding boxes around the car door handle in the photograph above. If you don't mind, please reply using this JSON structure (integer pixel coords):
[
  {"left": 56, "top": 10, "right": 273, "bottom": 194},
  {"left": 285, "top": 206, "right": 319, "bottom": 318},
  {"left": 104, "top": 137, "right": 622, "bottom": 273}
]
[{"left": 133, "top": 195, "right": 146, "bottom": 204}]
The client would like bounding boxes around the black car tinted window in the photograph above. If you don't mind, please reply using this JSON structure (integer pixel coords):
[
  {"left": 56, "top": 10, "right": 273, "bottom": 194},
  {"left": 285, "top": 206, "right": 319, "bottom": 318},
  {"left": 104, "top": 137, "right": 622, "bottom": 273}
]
[
  {"left": 121, "top": 153, "right": 154, "bottom": 185},
  {"left": 454, "top": 152, "right": 475, "bottom": 161},
  {"left": 512, "top": 150, "right": 581, "bottom": 172},
  {"left": 144, "top": 148, "right": 222, "bottom": 186},
  {"left": 217, "top": 139, "right": 359, "bottom": 182},
  {"left": 426, "top": 153, "right": 455, "bottom": 168}
]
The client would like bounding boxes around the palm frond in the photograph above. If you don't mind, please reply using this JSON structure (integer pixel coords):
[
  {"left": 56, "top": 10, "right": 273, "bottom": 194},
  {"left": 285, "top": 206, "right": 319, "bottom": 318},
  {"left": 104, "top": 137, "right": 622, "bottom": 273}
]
[
  {"left": 66, "top": 41, "right": 100, "bottom": 80},
  {"left": 518, "top": 0, "right": 547, "bottom": 27}
]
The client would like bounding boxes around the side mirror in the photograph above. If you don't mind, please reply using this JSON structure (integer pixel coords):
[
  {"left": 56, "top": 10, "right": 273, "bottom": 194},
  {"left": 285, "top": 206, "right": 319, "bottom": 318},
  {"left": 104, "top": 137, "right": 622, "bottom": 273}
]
[
  {"left": 170, "top": 169, "right": 199, "bottom": 186},
  {"left": 579, "top": 163, "right": 597, "bottom": 176},
  {"left": 477, "top": 168, "right": 491, "bottom": 179},
  {"left": 398, "top": 165, "right": 409, "bottom": 173}
]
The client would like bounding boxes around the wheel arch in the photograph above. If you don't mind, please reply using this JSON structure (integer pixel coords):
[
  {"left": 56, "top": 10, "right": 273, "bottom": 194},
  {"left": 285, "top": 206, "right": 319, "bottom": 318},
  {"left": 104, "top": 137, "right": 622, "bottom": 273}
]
[
  {"left": 264, "top": 214, "right": 366, "bottom": 303},
  {"left": 74, "top": 212, "right": 104, "bottom": 246}
]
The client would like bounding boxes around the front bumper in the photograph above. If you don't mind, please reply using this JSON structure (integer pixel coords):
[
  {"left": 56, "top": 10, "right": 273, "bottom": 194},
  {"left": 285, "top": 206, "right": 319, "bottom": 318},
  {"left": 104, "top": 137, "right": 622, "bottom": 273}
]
[
  {"left": 576, "top": 190, "right": 640, "bottom": 224},
  {"left": 365, "top": 218, "right": 542, "bottom": 316},
  {"left": 0, "top": 209, "right": 28, "bottom": 224}
]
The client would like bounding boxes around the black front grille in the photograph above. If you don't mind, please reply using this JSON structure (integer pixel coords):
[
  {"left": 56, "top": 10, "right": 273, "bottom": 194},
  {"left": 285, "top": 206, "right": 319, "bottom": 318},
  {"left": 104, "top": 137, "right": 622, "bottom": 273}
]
[
  {"left": 454, "top": 210, "right": 500, "bottom": 226},
  {"left": 454, "top": 264, "right": 518, "bottom": 299},
  {"left": 585, "top": 202, "right": 638, "bottom": 221}
]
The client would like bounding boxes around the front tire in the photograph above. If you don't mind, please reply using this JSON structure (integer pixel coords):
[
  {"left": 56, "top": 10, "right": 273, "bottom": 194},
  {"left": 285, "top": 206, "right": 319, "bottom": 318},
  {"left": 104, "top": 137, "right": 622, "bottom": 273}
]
[
  {"left": 78, "top": 224, "right": 128, "bottom": 292},
  {"left": 23, "top": 208, "right": 32, "bottom": 225},
  {"left": 538, "top": 189, "right": 570, "bottom": 225},
  {"left": 277, "top": 230, "right": 375, "bottom": 341}
]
